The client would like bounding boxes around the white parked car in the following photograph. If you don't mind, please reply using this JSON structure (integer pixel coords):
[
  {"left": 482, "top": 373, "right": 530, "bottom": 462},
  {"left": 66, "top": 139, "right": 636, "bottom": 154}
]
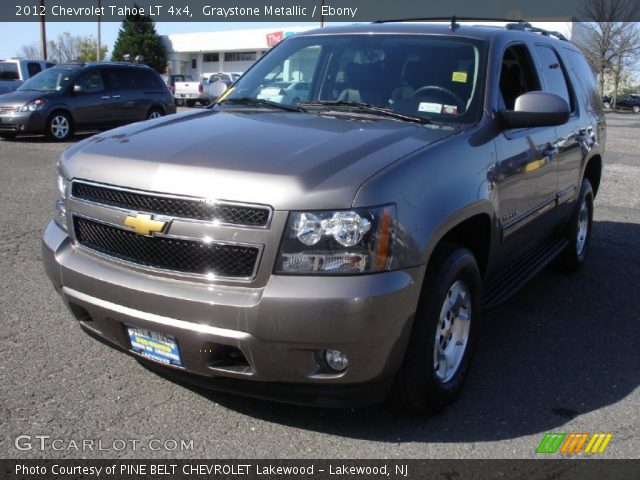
[{"left": 256, "top": 81, "right": 309, "bottom": 105}]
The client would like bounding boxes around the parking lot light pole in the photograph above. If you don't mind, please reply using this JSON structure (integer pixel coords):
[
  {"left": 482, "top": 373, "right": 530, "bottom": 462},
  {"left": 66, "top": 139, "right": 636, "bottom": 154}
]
[
  {"left": 97, "top": 0, "right": 101, "bottom": 61},
  {"left": 40, "top": 0, "right": 47, "bottom": 60}
]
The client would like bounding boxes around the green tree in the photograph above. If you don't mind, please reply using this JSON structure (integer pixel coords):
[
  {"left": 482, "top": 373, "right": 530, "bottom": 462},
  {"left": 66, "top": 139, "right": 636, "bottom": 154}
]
[{"left": 111, "top": 8, "right": 167, "bottom": 73}]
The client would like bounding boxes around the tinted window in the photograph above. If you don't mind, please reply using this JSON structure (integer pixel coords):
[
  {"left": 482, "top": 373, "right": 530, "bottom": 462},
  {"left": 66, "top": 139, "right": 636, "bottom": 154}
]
[
  {"left": 75, "top": 70, "right": 104, "bottom": 93},
  {"left": 0, "top": 63, "right": 19, "bottom": 80},
  {"left": 563, "top": 47, "right": 601, "bottom": 111},
  {"left": 106, "top": 68, "right": 162, "bottom": 90},
  {"left": 535, "top": 45, "right": 572, "bottom": 109},
  {"left": 499, "top": 44, "right": 539, "bottom": 110},
  {"left": 27, "top": 62, "right": 42, "bottom": 77}
]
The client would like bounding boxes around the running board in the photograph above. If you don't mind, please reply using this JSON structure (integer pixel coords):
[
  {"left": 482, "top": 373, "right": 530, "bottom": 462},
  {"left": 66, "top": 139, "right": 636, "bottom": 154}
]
[{"left": 482, "top": 238, "right": 568, "bottom": 309}]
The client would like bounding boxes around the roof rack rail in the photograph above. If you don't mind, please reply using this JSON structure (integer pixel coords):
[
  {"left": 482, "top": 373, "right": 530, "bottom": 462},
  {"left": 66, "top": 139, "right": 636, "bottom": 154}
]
[
  {"left": 373, "top": 16, "right": 527, "bottom": 24},
  {"left": 505, "top": 22, "right": 568, "bottom": 41}
]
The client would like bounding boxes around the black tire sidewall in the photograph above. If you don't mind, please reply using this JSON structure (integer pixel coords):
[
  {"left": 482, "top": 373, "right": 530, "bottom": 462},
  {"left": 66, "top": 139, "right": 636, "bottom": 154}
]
[{"left": 396, "top": 246, "right": 482, "bottom": 413}]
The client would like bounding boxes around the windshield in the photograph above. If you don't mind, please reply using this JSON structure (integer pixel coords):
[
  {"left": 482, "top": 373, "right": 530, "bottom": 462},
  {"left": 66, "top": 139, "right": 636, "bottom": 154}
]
[
  {"left": 17, "top": 68, "right": 76, "bottom": 92},
  {"left": 225, "top": 34, "right": 485, "bottom": 123}
]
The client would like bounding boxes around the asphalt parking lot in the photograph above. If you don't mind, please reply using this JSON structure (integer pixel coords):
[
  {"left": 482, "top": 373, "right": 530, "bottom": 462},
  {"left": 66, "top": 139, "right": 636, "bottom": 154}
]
[{"left": 0, "top": 112, "right": 638, "bottom": 459}]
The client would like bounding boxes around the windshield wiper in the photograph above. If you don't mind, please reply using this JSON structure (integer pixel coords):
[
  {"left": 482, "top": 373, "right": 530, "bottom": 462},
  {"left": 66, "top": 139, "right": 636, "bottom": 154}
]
[
  {"left": 300, "top": 100, "right": 431, "bottom": 125},
  {"left": 218, "top": 97, "right": 307, "bottom": 112}
]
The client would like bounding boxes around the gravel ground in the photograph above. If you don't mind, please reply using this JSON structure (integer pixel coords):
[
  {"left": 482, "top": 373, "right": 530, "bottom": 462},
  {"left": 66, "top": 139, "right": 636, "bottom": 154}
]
[{"left": 0, "top": 112, "right": 638, "bottom": 459}]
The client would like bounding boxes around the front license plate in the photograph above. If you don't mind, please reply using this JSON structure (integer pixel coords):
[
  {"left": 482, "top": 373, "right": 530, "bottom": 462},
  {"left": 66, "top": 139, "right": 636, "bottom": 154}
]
[{"left": 127, "top": 326, "right": 182, "bottom": 366}]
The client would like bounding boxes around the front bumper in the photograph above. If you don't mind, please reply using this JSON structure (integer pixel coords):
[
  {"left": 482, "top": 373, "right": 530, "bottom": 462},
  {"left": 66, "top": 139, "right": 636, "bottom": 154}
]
[
  {"left": 43, "top": 220, "right": 424, "bottom": 406},
  {"left": 0, "top": 110, "right": 46, "bottom": 134}
]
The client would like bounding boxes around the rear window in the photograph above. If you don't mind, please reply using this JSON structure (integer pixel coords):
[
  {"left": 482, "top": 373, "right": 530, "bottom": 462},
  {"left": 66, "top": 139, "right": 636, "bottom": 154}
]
[
  {"left": 0, "top": 63, "right": 19, "bottom": 81},
  {"left": 562, "top": 47, "right": 602, "bottom": 111}
]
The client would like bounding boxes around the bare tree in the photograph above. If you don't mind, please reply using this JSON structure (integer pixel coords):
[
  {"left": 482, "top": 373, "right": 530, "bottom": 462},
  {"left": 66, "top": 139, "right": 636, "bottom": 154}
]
[
  {"left": 17, "top": 33, "right": 108, "bottom": 63},
  {"left": 577, "top": 0, "right": 640, "bottom": 99},
  {"left": 15, "top": 42, "right": 42, "bottom": 59}
]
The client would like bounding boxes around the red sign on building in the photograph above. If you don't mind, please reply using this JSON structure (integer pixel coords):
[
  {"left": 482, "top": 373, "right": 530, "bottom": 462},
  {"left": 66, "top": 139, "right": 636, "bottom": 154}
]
[{"left": 266, "top": 31, "right": 284, "bottom": 47}]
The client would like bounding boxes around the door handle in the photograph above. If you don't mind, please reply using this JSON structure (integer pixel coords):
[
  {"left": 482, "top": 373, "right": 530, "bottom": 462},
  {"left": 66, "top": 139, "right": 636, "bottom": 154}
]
[
  {"left": 101, "top": 96, "right": 110, "bottom": 99},
  {"left": 111, "top": 95, "right": 121, "bottom": 99}
]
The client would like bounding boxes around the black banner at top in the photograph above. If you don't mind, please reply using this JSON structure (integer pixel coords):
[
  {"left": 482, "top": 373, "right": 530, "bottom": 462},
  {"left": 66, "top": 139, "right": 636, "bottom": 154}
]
[{"left": 2, "top": 0, "right": 640, "bottom": 22}]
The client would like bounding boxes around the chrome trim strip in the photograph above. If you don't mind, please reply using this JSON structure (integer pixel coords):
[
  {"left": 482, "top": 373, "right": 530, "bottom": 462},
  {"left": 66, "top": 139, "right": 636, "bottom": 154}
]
[
  {"left": 71, "top": 179, "right": 274, "bottom": 230},
  {"left": 70, "top": 213, "right": 264, "bottom": 282},
  {"left": 557, "top": 185, "right": 576, "bottom": 205},
  {"left": 502, "top": 197, "right": 556, "bottom": 240},
  {"left": 64, "top": 287, "right": 251, "bottom": 340}
]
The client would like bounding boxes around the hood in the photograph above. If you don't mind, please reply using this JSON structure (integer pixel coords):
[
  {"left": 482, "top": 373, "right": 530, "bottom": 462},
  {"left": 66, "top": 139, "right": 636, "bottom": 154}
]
[
  {"left": 61, "top": 108, "right": 454, "bottom": 210},
  {"left": 0, "top": 90, "right": 53, "bottom": 106}
]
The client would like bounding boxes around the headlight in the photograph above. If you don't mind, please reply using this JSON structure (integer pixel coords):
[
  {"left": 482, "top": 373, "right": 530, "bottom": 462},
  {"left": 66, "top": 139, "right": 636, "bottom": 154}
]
[
  {"left": 18, "top": 99, "right": 46, "bottom": 112},
  {"left": 54, "top": 171, "right": 69, "bottom": 231},
  {"left": 276, "top": 205, "right": 396, "bottom": 274}
]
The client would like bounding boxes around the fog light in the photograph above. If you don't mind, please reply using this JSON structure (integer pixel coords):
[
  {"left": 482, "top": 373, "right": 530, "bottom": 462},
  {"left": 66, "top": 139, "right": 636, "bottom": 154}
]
[{"left": 324, "top": 349, "right": 349, "bottom": 372}]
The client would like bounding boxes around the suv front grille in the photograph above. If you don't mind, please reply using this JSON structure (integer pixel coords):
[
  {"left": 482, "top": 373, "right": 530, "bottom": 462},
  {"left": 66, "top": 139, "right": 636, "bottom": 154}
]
[
  {"left": 74, "top": 217, "right": 260, "bottom": 278},
  {"left": 72, "top": 182, "right": 271, "bottom": 227}
]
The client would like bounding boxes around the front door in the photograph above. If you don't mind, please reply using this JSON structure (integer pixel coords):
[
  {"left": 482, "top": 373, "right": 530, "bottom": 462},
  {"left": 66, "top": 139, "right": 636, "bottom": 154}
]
[{"left": 70, "top": 69, "right": 110, "bottom": 127}]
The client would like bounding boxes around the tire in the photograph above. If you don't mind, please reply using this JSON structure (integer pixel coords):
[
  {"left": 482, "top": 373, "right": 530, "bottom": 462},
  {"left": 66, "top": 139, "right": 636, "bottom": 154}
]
[
  {"left": 554, "top": 178, "right": 594, "bottom": 273},
  {"left": 186, "top": 100, "right": 196, "bottom": 108},
  {"left": 633, "top": 105, "right": 640, "bottom": 113},
  {"left": 174, "top": 98, "right": 184, "bottom": 106},
  {"left": 393, "top": 243, "right": 482, "bottom": 415},
  {"left": 147, "top": 108, "right": 164, "bottom": 120},
  {"left": 200, "top": 99, "right": 211, "bottom": 106},
  {"left": 45, "top": 111, "right": 73, "bottom": 141}
]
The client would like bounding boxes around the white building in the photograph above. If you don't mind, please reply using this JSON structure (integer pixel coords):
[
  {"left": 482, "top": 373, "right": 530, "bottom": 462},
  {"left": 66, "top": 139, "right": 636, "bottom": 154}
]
[
  {"left": 160, "top": 22, "right": 586, "bottom": 80},
  {"left": 161, "top": 26, "right": 316, "bottom": 79}
]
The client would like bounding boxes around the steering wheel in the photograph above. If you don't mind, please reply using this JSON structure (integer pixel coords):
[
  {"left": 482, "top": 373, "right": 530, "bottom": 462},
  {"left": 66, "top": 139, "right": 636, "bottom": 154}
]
[{"left": 412, "top": 85, "right": 465, "bottom": 108}]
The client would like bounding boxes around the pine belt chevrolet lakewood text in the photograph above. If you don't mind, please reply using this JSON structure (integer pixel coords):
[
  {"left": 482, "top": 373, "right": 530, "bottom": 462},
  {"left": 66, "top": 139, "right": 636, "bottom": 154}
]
[{"left": 43, "top": 21, "right": 605, "bottom": 413}]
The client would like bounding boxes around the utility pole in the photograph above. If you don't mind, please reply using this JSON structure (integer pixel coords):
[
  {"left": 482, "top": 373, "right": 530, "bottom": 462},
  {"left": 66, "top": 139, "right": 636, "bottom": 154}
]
[
  {"left": 97, "top": 0, "right": 102, "bottom": 61},
  {"left": 39, "top": 0, "right": 47, "bottom": 59}
]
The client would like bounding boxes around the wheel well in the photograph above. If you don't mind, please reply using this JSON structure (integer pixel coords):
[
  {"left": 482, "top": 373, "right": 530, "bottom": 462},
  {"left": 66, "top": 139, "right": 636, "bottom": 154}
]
[
  {"left": 436, "top": 214, "right": 492, "bottom": 278},
  {"left": 48, "top": 109, "right": 73, "bottom": 124},
  {"left": 147, "top": 105, "right": 165, "bottom": 115},
  {"left": 584, "top": 155, "right": 602, "bottom": 197}
]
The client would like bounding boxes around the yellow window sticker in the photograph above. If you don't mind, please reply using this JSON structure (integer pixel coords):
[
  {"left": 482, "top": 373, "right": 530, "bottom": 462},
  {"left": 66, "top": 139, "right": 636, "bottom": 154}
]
[{"left": 452, "top": 71, "right": 468, "bottom": 83}]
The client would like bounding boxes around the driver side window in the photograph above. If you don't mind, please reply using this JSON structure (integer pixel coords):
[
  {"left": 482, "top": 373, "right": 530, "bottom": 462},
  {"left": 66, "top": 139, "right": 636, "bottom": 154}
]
[{"left": 499, "top": 45, "right": 539, "bottom": 110}]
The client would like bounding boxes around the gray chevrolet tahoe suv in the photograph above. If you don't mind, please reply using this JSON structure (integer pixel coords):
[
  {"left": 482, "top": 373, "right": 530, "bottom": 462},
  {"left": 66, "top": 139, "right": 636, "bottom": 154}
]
[{"left": 43, "top": 21, "right": 605, "bottom": 413}]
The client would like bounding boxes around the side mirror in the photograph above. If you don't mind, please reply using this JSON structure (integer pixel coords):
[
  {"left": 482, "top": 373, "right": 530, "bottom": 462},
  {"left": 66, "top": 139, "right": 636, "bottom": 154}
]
[
  {"left": 498, "top": 91, "right": 569, "bottom": 129},
  {"left": 72, "top": 84, "right": 83, "bottom": 94}
]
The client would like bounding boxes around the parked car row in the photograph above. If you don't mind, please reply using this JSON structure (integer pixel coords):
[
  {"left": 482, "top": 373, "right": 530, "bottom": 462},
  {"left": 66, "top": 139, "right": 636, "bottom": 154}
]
[
  {"left": 170, "top": 72, "right": 241, "bottom": 107},
  {"left": 602, "top": 94, "right": 640, "bottom": 113},
  {"left": 0, "top": 62, "right": 176, "bottom": 141}
]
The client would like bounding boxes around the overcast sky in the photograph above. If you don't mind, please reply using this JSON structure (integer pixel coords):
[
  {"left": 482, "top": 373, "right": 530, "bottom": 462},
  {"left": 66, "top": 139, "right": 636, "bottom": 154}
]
[{"left": 0, "top": 21, "right": 320, "bottom": 59}]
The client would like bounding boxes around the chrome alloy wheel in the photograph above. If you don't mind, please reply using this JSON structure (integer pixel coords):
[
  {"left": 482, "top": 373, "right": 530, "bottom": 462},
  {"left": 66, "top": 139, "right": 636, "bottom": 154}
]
[
  {"left": 434, "top": 280, "right": 471, "bottom": 383},
  {"left": 50, "top": 115, "right": 69, "bottom": 139},
  {"left": 576, "top": 197, "right": 589, "bottom": 256}
]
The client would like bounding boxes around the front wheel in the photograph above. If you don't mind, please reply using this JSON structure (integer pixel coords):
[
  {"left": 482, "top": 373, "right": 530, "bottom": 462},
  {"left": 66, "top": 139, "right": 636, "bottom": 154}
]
[
  {"left": 393, "top": 244, "right": 482, "bottom": 415},
  {"left": 46, "top": 112, "right": 73, "bottom": 141},
  {"left": 633, "top": 105, "right": 640, "bottom": 113},
  {"left": 554, "top": 178, "right": 594, "bottom": 272},
  {"left": 147, "top": 108, "right": 164, "bottom": 120}
]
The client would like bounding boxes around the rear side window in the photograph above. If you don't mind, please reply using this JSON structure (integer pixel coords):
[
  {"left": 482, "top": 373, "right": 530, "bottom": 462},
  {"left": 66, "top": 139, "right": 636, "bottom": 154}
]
[
  {"left": 74, "top": 70, "right": 104, "bottom": 93},
  {"left": 534, "top": 45, "right": 573, "bottom": 110},
  {"left": 563, "top": 48, "right": 602, "bottom": 111},
  {"left": 0, "top": 63, "right": 19, "bottom": 80},
  {"left": 106, "top": 68, "right": 163, "bottom": 90},
  {"left": 27, "top": 62, "right": 42, "bottom": 78}
]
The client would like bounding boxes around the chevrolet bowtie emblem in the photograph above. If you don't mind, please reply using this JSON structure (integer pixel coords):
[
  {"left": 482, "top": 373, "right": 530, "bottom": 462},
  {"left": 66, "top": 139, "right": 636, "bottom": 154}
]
[{"left": 124, "top": 213, "right": 167, "bottom": 236}]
